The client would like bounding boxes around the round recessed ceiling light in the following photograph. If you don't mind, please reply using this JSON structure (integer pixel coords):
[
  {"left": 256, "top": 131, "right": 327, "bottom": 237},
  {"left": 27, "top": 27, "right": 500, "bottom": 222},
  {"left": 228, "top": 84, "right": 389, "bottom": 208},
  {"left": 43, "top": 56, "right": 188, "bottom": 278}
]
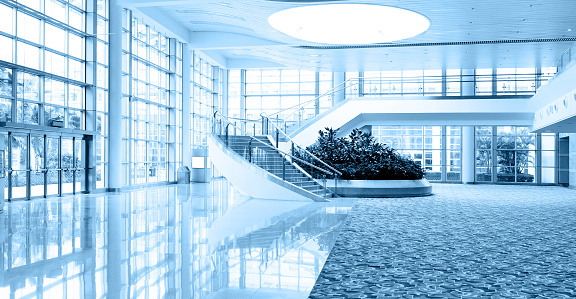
[{"left": 268, "top": 4, "right": 430, "bottom": 45}]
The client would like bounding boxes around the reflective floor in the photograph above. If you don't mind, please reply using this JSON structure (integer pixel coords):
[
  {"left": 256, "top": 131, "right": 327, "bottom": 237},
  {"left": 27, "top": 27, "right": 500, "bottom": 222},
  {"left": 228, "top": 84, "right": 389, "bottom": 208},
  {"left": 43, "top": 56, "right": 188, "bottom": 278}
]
[{"left": 0, "top": 179, "right": 355, "bottom": 298}]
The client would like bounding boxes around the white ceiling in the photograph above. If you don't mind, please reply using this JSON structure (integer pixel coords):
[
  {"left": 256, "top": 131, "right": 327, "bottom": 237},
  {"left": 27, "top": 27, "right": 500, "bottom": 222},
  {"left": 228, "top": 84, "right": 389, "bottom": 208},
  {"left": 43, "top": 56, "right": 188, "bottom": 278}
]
[{"left": 121, "top": 0, "right": 576, "bottom": 71}]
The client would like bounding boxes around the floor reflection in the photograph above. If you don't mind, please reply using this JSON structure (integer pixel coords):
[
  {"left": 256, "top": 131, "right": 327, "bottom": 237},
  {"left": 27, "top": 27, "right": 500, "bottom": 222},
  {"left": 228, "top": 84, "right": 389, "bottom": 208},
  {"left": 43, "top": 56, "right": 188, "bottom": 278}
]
[{"left": 0, "top": 179, "right": 354, "bottom": 298}]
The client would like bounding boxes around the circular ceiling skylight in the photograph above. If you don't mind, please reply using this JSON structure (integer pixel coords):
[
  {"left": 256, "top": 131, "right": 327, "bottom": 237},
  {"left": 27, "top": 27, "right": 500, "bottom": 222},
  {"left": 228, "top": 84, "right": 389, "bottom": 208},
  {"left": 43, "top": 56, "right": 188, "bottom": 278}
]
[{"left": 268, "top": 4, "right": 430, "bottom": 45}]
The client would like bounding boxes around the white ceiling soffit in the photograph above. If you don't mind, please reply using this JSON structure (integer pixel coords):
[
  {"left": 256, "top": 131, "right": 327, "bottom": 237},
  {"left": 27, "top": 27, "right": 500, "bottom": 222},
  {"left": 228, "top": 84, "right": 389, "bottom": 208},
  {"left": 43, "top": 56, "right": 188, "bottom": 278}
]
[{"left": 122, "top": 0, "right": 576, "bottom": 71}]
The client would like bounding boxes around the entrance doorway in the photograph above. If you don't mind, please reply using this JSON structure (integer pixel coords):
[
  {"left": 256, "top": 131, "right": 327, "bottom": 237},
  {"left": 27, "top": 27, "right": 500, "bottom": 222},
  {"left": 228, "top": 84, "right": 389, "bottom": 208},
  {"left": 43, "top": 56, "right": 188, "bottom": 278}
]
[{"left": 3, "top": 131, "right": 88, "bottom": 201}]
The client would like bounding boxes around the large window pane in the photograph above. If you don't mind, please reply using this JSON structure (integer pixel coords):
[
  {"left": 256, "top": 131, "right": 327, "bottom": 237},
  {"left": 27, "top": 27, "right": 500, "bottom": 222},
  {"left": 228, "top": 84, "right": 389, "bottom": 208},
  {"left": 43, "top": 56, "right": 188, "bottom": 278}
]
[
  {"left": 0, "top": 68, "right": 12, "bottom": 97},
  {"left": 45, "top": 0, "right": 67, "bottom": 23},
  {"left": 44, "top": 105, "right": 65, "bottom": 125},
  {"left": 45, "top": 23, "right": 67, "bottom": 54},
  {"left": 17, "top": 73, "right": 40, "bottom": 101},
  {"left": 17, "top": 12, "right": 40, "bottom": 44},
  {"left": 68, "top": 33, "right": 84, "bottom": 59},
  {"left": 69, "top": 59, "right": 84, "bottom": 81},
  {"left": 45, "top": 51, "right": 67, "bottom": 77},
  {"left": 69, "top": 7, "right": 84, "bottom": 30},
  {"left": 0, "top": 98, "right": 12, "bottom": 121},
  {"left": 45, "top": 79, "right": 66, "bottom": 106},
  {"left": 0, "top": 4, "right": 13, "bottom": 35},
  {"left": 68, "top": 109, "right": 83, "bottom": 129},
  {"left": 17, "top": 42, "right": 40, "bottom": 69},
  {"left": 69, "top": 85, "right": 84, "bottom": 109},
  {"left": 0, "top": 35, "right": 14, "bottom": 63}
]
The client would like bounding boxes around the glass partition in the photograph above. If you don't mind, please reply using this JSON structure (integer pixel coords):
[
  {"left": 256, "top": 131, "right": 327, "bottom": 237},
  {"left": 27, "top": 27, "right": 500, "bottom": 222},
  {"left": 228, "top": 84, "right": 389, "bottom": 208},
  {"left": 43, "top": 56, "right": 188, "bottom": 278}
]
[{"left": 475, "top": 126, "right": 553, "bottom": 184}]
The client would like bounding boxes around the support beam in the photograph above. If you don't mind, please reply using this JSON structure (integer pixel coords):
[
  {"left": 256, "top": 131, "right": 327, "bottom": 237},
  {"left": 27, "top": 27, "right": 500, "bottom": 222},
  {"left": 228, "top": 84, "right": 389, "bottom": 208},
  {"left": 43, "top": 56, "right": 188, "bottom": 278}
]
[
  {"left": 189, "top": 32, "right": 286, "bottom": 49},
  {"left": 333, "top": 72, "right": 346, "bottom": 104},
  {"left": 108, "top": 0, "right": 123, "bottom": 191},
  {"left": 462, "top": 126, "right": 475, "bottom": 184},
  {"left": 570, "top": 134, "right": 576, "bottom": 188},
  {"left": 182, "top": 44, "right": 192, "bottom": 169},
  {"left": 461, "top": 69, "right": 475, "bottom": 96}
]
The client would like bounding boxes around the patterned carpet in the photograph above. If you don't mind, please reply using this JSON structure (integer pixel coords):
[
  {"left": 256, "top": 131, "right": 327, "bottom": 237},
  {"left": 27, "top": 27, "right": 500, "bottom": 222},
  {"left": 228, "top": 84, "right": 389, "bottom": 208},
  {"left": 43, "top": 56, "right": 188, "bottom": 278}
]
[{"left": 309, "top": 184, "right": 576, "bottom": 298}]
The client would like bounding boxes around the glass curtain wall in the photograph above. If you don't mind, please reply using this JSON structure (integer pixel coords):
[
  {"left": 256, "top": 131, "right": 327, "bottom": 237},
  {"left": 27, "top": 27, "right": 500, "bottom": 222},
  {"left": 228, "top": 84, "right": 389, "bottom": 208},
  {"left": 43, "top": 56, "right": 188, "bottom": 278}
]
[
  {"left": 238, "top": 69, "right": 332, "bottom": 133},
  {"left": 244, "top": 69, "right": 315, "bottom": 121},
  {"left": 0, "top": 0, "right": 91, "bottom": 127},
  {"left": 373, "top": 125, "right": 460, "bottom": 182},
  {"left": 0, "top": 0, "right": 107, "bottom": 193},
  {"left": 121, "top": 10, "right": 182, "bottom": 186},
  {"left": 191, "top": 52, "right": 220, "bottom": 148},
  {"left": 228, "top": 69, "right": 241, "bottom": 120},
  {"left": 475, "top": 126, "right": 556, "bottom": 183}
]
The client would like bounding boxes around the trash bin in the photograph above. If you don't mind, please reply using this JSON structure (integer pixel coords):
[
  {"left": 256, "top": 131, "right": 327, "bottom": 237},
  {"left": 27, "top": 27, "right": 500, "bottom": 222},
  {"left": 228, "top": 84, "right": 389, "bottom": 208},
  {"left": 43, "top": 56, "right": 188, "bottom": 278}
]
[{"left": 177, "top": 166, "right": 191, "bottom": 184}]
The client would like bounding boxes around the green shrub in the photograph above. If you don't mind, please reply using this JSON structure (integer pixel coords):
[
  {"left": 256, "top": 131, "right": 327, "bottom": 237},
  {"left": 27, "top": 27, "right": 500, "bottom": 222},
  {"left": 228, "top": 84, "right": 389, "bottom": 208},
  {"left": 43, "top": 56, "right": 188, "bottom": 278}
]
[{"left": 294, "top": 128, "right": 424, "bottom": 180}]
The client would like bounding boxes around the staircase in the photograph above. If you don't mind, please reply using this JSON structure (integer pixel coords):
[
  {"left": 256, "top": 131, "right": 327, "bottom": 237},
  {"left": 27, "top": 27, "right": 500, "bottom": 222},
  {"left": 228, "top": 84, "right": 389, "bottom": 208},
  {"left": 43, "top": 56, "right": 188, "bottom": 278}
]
[{"left": 225, "top": 135, "right": 333, "bottom": 198}]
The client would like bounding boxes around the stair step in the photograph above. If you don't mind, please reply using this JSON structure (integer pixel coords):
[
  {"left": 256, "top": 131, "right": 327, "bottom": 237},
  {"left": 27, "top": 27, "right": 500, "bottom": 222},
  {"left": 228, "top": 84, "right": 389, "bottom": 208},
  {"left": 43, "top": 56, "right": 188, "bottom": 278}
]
[
  {"left": 292, "top": 182, "right": 320, "bottom": 187},
  {"left": 220, "top": 134, "right": 332, "bottom": 198}
]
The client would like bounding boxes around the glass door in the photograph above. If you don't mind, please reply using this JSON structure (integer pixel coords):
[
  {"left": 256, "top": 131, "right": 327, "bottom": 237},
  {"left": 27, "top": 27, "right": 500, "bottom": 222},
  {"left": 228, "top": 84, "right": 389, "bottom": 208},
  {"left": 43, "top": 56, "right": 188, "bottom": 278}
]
[
  {"left": 30, "top": 135, "right": 45, "bottom": 198},
  {"left": 74, "top": 138, "right": 85, "bottom": 193},
  {"left": 61, "top": 137, "right": 74, "bottom": 194},
  {"left": 9, "top": 134, "right": 28, "bottom": 199},
  {"left": 4, "top": 132, "right": 90, "bottom": 200},
  {"left": 46, "top": 136, "right": 60, "bottom": 196}
]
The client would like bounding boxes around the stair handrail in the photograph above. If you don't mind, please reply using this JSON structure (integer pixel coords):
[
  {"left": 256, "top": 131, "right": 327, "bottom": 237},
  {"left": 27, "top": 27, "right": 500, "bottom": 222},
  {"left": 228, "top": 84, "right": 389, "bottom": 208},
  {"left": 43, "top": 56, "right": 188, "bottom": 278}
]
[
  {"left": 260, "top": 112, "right": 342, "bottom": 178},
  {"left": 212, "top": 110, "right": 340, "bottom": 178},
  {"left": 264, "top": 76, "right": 378, "bottom": 133},
  {"left": 266, "top": 78, "right": 351, "bottom": 119}
]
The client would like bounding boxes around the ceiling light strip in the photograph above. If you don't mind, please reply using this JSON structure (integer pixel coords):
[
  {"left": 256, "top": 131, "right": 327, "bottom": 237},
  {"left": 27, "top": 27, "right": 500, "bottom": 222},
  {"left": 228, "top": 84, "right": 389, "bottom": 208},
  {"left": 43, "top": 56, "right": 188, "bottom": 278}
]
[{"left": 296, "top": 38, "right": 576, "bottom": 50}]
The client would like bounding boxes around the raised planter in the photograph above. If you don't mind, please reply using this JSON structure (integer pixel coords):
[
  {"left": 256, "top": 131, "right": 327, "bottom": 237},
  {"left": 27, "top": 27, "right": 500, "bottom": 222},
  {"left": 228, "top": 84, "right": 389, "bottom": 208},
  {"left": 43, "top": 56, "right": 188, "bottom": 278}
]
[{"left": 319, "top": 179, "right": 432, "bottom": 198}]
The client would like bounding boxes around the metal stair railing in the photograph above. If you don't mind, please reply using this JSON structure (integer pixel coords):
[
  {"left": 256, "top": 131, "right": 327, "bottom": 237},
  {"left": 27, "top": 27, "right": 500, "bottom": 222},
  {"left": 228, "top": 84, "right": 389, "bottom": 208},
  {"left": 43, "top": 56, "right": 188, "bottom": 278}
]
[
  {"left": 212, "top": 110, "right": 339, "bottom": 198},
  {"left": 266, "top": 77, "right": 351, "bottom": 134},
  {"left": 260, "top": 112, "right": 342, "bottom": 195}
]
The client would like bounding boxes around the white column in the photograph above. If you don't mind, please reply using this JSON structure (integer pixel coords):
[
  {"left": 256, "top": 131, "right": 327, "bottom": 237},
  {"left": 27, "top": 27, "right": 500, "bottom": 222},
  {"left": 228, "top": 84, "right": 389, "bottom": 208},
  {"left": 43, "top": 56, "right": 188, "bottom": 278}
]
[
  {"left": 462, "top": 126, "right": 475, "bottom": 184},
  {"left": 0, "top": 134, "right": 4, "bottom": 210},
  {"left": 569, "top": 134, "right": 576, "bottom": 188},
  {"left": 461, "top": 69, "right": 475, "bottom": 96},
  {"left": 182, "top": 44, "right": 192, "bottom": 169},
  {"left": 240, "top": 70, "right": 246, "bottom": 132},
  {"left": 107, "top": 0, "right": 123, "bottom": 191},
  {"left": 85, "top": 0, "right": 98, "bottom": 192},
  {"left": 221, "top": 69, "right": 229, "bottom": 117},
  {"left": 333, "top": 72, "right": 345, "bottom": 104}
]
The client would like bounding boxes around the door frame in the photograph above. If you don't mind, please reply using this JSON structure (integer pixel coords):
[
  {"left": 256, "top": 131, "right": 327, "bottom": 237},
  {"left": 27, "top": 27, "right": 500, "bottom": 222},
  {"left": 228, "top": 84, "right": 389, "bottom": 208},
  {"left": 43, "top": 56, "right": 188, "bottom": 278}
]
[{"left": 1, "top": 128, "right": 90, "bottom": 201}]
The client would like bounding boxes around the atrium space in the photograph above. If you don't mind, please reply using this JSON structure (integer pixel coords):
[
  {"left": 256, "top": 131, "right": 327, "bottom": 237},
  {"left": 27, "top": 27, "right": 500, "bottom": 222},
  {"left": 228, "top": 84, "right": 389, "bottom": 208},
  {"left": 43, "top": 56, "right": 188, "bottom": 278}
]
[{"left": 1, "top": 0, "right": 576, "bottom": 298}]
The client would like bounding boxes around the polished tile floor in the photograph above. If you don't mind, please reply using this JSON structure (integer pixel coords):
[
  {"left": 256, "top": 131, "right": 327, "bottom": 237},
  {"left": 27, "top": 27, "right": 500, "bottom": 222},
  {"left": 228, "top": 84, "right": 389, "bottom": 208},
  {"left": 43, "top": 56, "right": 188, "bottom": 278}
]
[{"left": 0, "top": 179, "right": 355, "bottom": 299}]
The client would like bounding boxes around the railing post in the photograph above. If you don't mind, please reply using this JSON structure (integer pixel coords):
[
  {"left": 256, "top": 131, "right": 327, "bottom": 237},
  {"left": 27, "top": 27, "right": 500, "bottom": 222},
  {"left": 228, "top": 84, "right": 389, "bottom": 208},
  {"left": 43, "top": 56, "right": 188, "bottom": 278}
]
[
  {"left": 282, "top": 156, "right": 286, "bottom": 180},
  {"left": 275, "top": 129, "right": 279, "bottom": 148},
  {"left": 323, "top": 175, "right": 327, "bottom": 198},
  {"left": 253, "top": 123, "right": 256, "bottom": 136},
  {"left": 291, "top": 142, "right": 294, "bottom": 157},
  {"left": 225, "top": 124, "right": 229, "bottom": 147},
  {"left": 298, "top": 109, "right": 301, "bottom": 127},
  {"left": 248, "top": 140, "right": 252, "bottom": 163}
]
